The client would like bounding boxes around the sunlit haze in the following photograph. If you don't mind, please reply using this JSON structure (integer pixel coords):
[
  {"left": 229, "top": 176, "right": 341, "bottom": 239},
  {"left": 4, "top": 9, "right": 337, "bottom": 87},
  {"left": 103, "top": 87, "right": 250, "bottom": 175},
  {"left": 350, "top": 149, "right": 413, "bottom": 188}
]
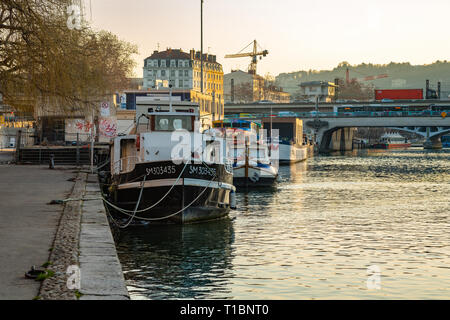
[{"left": 86, "top": 0, "right": 450, "bottom": 77}]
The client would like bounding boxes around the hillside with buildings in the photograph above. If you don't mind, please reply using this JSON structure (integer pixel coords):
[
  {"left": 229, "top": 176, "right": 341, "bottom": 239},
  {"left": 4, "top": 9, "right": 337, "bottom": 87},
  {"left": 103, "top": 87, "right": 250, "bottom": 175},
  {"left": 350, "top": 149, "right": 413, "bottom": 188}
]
[{"left": 276, "top": 61, "right": 450, "bottom": 99}]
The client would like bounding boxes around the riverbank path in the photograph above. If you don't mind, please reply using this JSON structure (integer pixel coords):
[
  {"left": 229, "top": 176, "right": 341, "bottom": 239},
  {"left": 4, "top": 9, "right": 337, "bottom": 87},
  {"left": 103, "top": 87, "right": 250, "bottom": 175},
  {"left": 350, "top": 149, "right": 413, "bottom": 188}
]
[{"left": 0, "top": 164, "right": 75, "bottom": 299}]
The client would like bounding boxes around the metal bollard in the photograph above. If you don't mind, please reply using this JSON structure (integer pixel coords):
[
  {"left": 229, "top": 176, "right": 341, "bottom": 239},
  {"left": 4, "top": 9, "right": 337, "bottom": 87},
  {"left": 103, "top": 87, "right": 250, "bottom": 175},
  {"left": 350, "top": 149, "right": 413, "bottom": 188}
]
[{"left": 49, "top": 154, "right": 55, "bottom": 169}]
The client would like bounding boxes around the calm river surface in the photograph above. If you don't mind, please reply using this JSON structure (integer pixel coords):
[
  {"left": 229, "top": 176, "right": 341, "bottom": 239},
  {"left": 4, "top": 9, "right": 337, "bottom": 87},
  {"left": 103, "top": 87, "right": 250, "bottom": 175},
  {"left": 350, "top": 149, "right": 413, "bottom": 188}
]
[{"left": 115, "top": 148, "right": 450, "bottom": 299}]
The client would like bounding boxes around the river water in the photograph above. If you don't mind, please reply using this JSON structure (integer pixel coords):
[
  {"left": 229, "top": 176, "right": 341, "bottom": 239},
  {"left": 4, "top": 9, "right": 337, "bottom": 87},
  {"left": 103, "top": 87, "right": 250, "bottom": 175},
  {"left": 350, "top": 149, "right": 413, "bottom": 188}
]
[{"left": 115, "top": 148, "right": 450, "bottom": 299}]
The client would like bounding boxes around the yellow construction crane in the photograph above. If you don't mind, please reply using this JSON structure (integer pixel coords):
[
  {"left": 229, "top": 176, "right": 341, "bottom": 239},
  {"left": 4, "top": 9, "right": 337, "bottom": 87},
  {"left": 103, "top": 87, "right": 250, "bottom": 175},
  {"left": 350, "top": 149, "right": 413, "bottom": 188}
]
[{"left": 225, "top": 40, "right": 268, "bottom": 75}]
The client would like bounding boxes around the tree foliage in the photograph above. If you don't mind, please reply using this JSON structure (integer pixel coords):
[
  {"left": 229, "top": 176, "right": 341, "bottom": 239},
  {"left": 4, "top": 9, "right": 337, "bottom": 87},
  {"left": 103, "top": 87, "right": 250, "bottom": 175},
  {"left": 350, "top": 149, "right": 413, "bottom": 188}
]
[
  {"left": 0, "top": 0, "right": 138, "bottom": 114},
  {"left": 277, "top": 60, "right": 450, "bottom": 98},
  {"left": 335, "top": 78, "right": 375, "bottom": 101}
]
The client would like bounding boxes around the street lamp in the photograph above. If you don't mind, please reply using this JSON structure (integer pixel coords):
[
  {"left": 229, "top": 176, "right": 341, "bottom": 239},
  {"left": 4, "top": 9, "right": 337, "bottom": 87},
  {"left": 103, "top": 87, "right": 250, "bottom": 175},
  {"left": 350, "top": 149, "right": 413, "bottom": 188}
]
[{"left": 200, "top": 0, "right": 204, "bottom": 94}]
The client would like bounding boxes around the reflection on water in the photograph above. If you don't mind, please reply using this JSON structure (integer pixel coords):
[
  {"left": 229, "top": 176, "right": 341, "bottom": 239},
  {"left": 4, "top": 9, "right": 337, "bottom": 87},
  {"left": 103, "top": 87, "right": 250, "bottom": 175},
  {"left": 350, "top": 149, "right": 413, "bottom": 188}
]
[
  {"left": 116, "top": 148, "right": 450, "bottom": 299},
  {"left": 115, "top": 218, "right": 235, "bottom": 299}
]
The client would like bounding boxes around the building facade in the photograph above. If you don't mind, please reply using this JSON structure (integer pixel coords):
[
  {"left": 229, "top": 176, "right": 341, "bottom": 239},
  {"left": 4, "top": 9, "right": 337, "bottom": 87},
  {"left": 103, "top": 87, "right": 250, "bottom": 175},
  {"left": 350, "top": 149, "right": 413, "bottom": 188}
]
[
  {"left": 142, "top": 48, "right": 224, "bottom": 121},
  {"left": 224, "top": 70, "right": 290, "bottom": 104},
  {"left": 298, "top": 81, "right": 337, "bottom": 102}
]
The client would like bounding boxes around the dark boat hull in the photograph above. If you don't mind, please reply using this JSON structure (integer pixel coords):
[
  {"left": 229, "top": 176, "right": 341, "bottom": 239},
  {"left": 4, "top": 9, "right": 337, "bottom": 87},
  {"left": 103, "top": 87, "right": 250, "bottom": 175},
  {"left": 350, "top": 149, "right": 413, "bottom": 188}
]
[
  {"left": 108, "top": 161, "right": 234, "bottom": 224},
  {"left": 233, "top": 176, "right": 277, "bottom": 188},
  {"left": 372, "top": 143, "right": 411, "bottom": 149},
  {"left": 232, "top": 164, "right": 278, "bottom": 189}
]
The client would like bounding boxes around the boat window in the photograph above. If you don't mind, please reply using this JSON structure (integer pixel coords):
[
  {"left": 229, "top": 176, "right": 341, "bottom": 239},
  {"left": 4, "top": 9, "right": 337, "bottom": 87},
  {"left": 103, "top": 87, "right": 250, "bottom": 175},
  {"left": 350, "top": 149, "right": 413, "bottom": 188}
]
[
  {"left": 173, "top": 119, "right": 183, "bottom": 130},
  {"left": 158, "top": 118, "right": 169, "bottom": 130},
  {"left": 154, "top": 115, "right": 193, "bottom": 131}
]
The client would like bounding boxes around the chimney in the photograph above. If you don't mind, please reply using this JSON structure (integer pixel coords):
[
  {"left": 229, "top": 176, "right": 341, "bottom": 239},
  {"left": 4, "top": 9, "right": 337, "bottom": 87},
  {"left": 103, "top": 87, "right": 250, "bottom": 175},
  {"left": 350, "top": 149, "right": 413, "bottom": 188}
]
[
  {"left": 190, "top": 49, "right": 195, "bottom": 60},
  {"left": 231, "top": 79, "right": 235, "bottom": 103},
  {"left": 334, "top": 78, "right": 339, "bottom": 101},
  {"left": 438, "top": 81, "right": 441, "bottom": 99}
]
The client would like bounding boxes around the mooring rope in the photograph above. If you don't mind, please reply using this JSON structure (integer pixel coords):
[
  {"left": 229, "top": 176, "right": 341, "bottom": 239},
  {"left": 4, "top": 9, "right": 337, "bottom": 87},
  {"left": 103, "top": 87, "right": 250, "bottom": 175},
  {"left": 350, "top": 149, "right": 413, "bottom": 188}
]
[
  {"left": 114, "top": 174, "right": 147, "bottom": 229},
  {"left": 102, "top": 159, "right": 190, "bottom": 214},
  {"left": 108, "top": 169, "right": 217, "bottom": 222},
  {"left": 102, "top": 159, "right": 218, "bottom": 223}
]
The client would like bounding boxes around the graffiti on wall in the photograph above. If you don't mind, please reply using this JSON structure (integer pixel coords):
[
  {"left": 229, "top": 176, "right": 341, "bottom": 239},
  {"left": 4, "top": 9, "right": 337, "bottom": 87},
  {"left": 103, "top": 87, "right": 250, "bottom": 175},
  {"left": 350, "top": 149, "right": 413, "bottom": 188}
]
[{"left": 99, "top": 117, "right": 117, "bottom": 138}]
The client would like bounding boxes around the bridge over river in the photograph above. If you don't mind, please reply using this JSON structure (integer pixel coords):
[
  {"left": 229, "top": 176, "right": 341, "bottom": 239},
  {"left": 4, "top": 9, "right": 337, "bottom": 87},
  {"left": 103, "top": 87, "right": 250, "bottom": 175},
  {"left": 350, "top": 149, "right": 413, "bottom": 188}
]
[{"left": 224, "top": 101, "right": 450, "bottom": 152}]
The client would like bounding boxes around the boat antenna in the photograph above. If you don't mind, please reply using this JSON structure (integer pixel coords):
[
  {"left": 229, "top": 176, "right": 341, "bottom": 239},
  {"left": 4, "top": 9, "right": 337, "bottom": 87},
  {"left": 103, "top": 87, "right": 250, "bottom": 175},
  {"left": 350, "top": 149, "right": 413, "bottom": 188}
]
[{"left": 169, "top": 84, "right": 173, "bottom": 112}]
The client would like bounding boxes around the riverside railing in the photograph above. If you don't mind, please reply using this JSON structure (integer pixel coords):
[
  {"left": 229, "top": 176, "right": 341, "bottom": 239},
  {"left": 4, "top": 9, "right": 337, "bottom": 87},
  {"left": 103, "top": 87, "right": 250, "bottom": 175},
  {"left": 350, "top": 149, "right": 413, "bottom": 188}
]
[{"left": 14, "top": 131, "right": 108, "bottom": 166}]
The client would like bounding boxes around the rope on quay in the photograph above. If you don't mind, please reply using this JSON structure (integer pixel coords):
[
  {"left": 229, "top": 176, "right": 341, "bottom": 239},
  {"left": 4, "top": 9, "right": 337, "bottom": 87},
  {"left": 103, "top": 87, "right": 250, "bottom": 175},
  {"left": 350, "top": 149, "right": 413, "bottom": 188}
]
[
  {"left": 78, "top": 158, "right": 111, "bottom": 173},
  {"left": 48, "top": 197, "right": 102, "bottom": 204},
  {"left": 49, "top": 160, "right": 217, "bottom": 227}
]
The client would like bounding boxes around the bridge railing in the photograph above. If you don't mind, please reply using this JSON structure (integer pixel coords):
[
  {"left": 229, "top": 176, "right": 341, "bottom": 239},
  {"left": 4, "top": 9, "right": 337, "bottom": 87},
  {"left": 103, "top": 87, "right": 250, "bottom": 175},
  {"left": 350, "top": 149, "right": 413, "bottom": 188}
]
[{"left": 225, "top": 110, "right": 448, "bottom": 119}]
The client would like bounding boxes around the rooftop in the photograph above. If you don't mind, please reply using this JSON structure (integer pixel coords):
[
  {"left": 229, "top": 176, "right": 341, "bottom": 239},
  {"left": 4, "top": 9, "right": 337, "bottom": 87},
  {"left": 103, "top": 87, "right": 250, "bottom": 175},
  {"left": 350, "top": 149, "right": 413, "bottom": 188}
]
[
  {"left": 145, "top": 49, "right": 190, "bottom": 60},
  {"left": 299, "top": 81, "right": 337, "bottom": 87},
  {"left": 145, "top": 48, "right": 220, "bottom": 64}
]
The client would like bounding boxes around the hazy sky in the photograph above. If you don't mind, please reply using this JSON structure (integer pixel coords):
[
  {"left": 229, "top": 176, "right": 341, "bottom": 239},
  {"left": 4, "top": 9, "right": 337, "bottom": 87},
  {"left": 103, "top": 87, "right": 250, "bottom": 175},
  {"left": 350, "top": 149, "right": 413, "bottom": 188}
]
[{"left": 85, "top": 0, "right": 450, "bottom": 77}]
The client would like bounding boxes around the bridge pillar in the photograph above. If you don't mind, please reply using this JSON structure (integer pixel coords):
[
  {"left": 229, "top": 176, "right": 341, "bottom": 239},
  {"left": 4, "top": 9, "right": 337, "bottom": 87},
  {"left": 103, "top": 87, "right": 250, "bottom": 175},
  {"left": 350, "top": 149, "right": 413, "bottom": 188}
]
[
  {"left": 423, "top": 136, "right": 442, "bottom": 149},
  {"left": 329, "top": 128, "right": 355, "bottom": 151}
]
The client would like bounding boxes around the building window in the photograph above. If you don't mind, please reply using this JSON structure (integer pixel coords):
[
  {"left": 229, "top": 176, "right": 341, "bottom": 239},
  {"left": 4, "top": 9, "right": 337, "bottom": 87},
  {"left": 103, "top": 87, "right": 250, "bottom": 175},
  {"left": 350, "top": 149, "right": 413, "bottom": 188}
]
[
  {"left": 185, "top": 70, "right": 189, "bottom": 77},
  {"left": 171, "top": 70, "right": 175, "bottom": 77},
  {"left": 179, "top": 80, "right": 183, "bottom": 87},
  {"left": 170, "top": 60, "right": 176, "bottom": 67},
  {"left": 161, "top": 70, "right": 166, "bottom": 77}
]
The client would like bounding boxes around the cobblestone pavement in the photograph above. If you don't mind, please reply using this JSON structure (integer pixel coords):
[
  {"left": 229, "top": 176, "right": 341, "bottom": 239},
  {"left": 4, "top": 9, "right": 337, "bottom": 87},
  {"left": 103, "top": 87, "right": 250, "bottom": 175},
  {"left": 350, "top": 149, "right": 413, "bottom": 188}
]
[{"left": 39, "top": 172, "right": 86, "bottom": 300}]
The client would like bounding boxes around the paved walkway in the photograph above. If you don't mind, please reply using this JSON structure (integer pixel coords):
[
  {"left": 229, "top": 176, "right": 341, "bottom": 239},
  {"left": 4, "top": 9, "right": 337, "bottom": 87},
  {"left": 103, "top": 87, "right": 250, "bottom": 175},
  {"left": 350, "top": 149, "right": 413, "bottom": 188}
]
[
  {"left": 0, "top": 150, "right": 13, "bottom": 163},
  {"left": 0, "top": 165, "right": 75, "bottom": 300}
]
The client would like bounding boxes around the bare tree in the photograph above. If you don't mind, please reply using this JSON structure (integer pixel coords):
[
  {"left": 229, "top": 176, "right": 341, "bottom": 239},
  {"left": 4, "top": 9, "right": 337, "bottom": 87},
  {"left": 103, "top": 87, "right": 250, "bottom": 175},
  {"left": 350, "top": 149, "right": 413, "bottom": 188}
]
[
  {"left": 0, "top": 0, "right": 138, "bottom": 114},
  {"left": 336, "top": 78, "right": 374, "bottom": 101},
  {"left": 233, "top": 82, "right": 253, "bottom": 103}
]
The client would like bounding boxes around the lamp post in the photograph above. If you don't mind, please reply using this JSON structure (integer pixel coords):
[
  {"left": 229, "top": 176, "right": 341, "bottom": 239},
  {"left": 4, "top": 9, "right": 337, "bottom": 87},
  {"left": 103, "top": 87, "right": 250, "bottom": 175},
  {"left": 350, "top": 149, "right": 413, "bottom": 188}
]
[{"left": 200, "top": 0, "right": 204, "bottom": 94}]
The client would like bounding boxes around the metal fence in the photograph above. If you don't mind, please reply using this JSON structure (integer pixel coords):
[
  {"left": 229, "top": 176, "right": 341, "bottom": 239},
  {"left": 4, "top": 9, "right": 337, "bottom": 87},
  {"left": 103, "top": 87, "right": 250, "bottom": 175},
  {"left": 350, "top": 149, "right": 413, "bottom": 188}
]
[{"left": 13, "top": 130, "right": 109, "bottom": 166}]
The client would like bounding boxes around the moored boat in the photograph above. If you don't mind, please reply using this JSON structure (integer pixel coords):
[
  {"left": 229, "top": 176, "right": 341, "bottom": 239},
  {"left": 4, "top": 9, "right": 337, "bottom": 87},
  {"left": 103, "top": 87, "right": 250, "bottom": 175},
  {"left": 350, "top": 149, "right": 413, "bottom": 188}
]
[
  {"left": 212, "top": 119, "right": 279, "bottom": 188},
  {"left": 231, "top": 140, "right": 279, "bottom": 188},
  {"left": 372, "top": 132, "right": 411, "bottom": 149},
  {"left": 105, "top": 96, "right": 235, "bottom": 224},
  {"left": 261, "top": 117, "right": 308, "bottom": 164}
]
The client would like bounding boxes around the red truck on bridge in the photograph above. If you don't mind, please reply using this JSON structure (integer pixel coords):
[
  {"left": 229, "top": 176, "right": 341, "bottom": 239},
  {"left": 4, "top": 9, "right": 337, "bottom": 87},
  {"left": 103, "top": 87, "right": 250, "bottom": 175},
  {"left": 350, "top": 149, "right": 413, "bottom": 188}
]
[{"left": 375, "top": 89, "right": 424, "bottom": 101}]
